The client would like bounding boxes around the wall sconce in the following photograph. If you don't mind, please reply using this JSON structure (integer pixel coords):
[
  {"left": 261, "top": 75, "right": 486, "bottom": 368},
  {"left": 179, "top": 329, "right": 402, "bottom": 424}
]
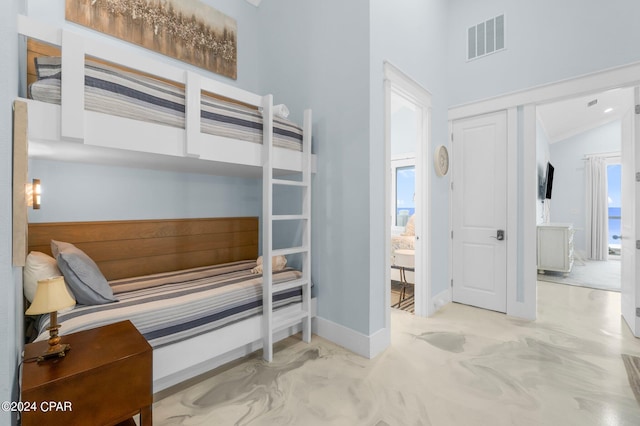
[{"left": 26, "top": 178, "right": 41, "bottom": 209}]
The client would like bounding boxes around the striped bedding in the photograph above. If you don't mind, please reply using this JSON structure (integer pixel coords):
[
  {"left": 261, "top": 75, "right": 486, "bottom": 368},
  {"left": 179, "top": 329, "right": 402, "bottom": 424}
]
[
  {"left": 29, "top": 57, "right": 303, "bottom": 151},
  {"left": 34, "top": 260, "right": 303, "bottom": 348}
]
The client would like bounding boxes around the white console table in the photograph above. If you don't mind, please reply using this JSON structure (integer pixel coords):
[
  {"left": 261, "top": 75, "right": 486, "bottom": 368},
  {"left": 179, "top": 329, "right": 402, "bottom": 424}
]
[{"left": 537, "top": 223, "right": 574, "bottom": 275}]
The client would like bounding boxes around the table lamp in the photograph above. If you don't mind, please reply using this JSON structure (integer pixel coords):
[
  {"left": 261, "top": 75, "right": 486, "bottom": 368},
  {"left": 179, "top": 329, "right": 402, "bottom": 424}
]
[{"left": 25, "top": 276, "right": 76, "bottom": 361}]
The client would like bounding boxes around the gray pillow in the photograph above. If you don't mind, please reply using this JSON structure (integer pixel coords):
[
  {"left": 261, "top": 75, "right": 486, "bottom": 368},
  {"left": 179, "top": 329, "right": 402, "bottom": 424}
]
[{"left": 51, "top": 240, "right": 117, "bottom": 305}]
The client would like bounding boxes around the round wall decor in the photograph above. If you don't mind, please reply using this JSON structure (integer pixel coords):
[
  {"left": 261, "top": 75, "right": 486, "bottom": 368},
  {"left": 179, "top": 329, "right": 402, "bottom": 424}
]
[{"left": 434, "top": 145, "right": 449, "bottom": 177}]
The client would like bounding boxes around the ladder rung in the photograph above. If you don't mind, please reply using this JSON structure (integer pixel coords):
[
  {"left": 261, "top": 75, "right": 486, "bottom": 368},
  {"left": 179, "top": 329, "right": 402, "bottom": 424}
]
[
  {"left": 273, "top": 246, "right": 309, "bottom": 256},
  {"left": 273, "top": 278, "right": 309, "bottom": 293},
  {"left": 272, "top": 214, "right": 309, "bottom": 221},
  {"left": 273, "top": 310, "right": 310, "bottom": 332},
  {"left": 272, "top": 179, "right": 308, "bottom": 187}
]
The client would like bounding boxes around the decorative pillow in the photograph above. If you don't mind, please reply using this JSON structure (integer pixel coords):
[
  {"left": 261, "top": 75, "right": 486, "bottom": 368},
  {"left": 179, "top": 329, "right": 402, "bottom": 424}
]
[
  {"left": 402, "top": 214, "right": 416, "bottom": 236},
  {"left": 34, "top": 56, "right": 62, "bottom": 80},
  {"left": 51, "top": 240, "right": 117, "bottom": 305},
  {"left": 23, "top": 251, "right": 62, "bottom": 303},
  {"left": 251, "top": 255, "right": 288, "bottom": 274}
]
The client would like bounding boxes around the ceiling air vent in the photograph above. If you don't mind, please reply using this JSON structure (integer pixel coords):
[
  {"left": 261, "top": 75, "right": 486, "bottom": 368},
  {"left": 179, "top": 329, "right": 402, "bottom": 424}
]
[{"left": 468, "top": 14, "right": 505, "bottom": 61}]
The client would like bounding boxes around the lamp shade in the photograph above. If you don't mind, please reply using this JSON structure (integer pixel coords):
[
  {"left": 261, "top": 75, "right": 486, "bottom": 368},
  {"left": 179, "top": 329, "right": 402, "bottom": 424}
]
[{"left": 25, "top": 276, "right": 75, "bottom": 315}]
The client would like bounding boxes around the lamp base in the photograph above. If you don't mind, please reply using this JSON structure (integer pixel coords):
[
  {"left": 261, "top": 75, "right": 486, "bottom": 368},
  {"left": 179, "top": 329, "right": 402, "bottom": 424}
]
[{"left": 37, "top": 343, "right": 71, "bottom": 363}]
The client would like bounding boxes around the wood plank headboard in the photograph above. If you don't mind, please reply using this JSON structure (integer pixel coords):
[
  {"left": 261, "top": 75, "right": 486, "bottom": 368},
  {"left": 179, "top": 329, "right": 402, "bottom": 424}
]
[{"left": 28, "top": 217, "right": 259, "bottom": 281}]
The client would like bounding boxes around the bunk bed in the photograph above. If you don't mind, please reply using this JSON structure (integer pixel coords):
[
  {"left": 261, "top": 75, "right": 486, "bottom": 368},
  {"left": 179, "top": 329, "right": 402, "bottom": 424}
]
[{"left": 17, "top": 15, "right": 315, "bottom": 392}]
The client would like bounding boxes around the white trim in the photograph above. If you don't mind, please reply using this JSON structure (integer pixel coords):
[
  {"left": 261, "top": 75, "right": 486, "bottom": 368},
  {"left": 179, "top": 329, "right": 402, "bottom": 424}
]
[
  {"left": 383, "top": 76, "right": 393, "bottom": 332},
  {"left": 369, "top": 326, "right": 391, "bottom": 359},
  {"left": 506, "top": 108, "right": 519, "bottom": 317},
  {"left": 448, "top": 120, "right": 454, "bottom": 313},
  {"left": 60, "top": 30, "right": 84, "bottom": 142},
  {"left": 383, "top": 62, "right": 433, "bottom": 108},
  {"left": 313, "top": 316, "right": 388, "bottom": 359},
  {"left": 430, "top": 287, "right": 452, "bottom": 315},
  {"left": 449, "top": 59, "right": 640, "bottom": 121},
  {"left": 383, "top": 61, "right": 433, "bottom": 321},
  {"left": 519, "top": 104, "right": 538, "bottom": 320}
]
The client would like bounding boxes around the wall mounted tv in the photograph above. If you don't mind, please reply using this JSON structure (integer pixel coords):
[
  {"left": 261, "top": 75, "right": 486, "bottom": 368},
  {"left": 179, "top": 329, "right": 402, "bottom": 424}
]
[{"left": 544, "top": 162, "right": 555, "bottom": 199}]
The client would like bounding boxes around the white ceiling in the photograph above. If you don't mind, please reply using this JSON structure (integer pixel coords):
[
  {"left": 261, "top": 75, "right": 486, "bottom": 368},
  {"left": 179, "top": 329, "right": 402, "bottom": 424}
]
[{"left": 537, "top": 87, "right": 634, "bottom": 143}]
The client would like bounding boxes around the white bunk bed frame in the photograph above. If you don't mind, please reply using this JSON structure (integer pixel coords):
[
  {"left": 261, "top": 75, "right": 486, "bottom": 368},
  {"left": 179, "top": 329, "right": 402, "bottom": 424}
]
[{"left": 17, "top": 15, "right": 315, "bottom": 392}]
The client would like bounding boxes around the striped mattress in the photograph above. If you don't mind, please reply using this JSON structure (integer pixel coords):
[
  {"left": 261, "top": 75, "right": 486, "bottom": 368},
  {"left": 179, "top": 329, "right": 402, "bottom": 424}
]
[
  {"left": 34, "top": 260, "right": 303, "bottom": 348},
  {"left": 29, "top": 57, "right": 303, "bottom": 151}
]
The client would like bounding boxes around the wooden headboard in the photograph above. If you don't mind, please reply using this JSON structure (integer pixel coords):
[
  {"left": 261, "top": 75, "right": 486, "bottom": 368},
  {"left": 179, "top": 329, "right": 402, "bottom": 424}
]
[{"left": 28, "top": 217, "right": 259, "bottom": 281}]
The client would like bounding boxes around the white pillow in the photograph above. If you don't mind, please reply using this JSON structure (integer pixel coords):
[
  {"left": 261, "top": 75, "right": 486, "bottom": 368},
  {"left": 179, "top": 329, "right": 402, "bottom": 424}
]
[
  {"left": 402, "top": 214, "right": 416, "bottom": 236},
  {"left": 23, "top": 251, "right": 62, "bottom": 303}
]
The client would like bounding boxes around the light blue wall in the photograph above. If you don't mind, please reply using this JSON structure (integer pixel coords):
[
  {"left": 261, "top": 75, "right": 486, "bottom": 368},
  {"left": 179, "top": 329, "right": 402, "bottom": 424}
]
[
  {"left": 257, "top": 0, "right": 372, "bottom": 334},
  {"left": 1, "top": 1, "right": 22, "bottom": 424},
  {"left": 27, "top": 160, "right": 262, "bottom": 223},
  {"left": 548, "top": 121, "right": 621, "bottom": 254},
  {"left": 370, "top": 0, "right": 450, "bottom": 329},
  {"left": 447, "top": 0, "right": 640, "bottom": 106}
]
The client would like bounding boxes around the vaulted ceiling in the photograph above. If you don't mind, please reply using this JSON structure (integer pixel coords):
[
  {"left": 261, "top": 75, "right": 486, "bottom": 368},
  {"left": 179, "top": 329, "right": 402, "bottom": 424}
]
[{"left": 537, "top": 88, "right": 634, "bottom": 143}]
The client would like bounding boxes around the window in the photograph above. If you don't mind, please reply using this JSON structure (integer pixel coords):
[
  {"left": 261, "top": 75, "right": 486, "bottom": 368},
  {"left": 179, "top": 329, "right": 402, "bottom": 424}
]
[
  {"left": 607, "top": 163, "right": 621, "bottom": 252},
  {"left": 391, "top": 157, "right": 415, "bottom": 230}
]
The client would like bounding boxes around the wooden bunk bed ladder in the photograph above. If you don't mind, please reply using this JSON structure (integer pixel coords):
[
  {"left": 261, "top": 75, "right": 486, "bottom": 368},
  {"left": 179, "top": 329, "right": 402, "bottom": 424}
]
[{"left": 261, "top": 96, "right": 312, "bottom": 362}]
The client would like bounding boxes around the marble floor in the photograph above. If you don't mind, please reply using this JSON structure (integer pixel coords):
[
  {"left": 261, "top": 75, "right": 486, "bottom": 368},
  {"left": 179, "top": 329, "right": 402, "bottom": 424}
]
[
  {"left": 538, "top": 256, "right": 621, "bottom": 292},
  {"left": 153, "top": 282, "right": 640, "bottom": 425}
]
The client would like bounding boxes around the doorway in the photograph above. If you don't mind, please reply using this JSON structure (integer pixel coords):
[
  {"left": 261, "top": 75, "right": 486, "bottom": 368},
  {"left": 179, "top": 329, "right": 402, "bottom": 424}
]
[
  {"left": 535, "top": 88, "right": 632, "bottom": 293},
  {"left": 383, "top": 62, "right": 432, "bottom": 321},
  {"left": 448, "top": 61, "right": 640, "bottom": 332}
]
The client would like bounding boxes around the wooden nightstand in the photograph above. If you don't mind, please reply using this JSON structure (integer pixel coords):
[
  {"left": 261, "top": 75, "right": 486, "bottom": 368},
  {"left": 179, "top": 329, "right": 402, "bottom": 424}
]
[{"left": 21, "top": 320, "right": 152, "bottom": 426}]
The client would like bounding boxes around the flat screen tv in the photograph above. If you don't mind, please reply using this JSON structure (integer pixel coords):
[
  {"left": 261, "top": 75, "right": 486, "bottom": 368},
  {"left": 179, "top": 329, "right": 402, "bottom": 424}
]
[{"left": 544, "top": 162, "right": 555, "bottom": 199}]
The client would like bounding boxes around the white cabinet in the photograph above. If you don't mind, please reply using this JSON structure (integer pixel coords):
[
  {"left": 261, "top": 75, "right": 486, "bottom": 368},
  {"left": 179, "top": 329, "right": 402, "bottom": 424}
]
[{"left": 537, "top": 223, "right": 574, "bottom": 275}]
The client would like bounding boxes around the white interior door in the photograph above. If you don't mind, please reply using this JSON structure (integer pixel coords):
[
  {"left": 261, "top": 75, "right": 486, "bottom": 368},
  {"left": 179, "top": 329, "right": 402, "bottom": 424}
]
[
  {"left": 452, "top": 111, "right": 507, "bottom": 313},
  {"left": 621, "top": 89, "right": 639, "bottom": 336}
]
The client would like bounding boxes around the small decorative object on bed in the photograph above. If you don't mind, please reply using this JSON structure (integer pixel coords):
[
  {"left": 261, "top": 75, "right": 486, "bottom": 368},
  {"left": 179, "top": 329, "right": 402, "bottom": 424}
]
[
  {"left": 251, "top": 255, "right": 287, "bottom": 274},
  {"left": 25, "top": 276, "right": 76, "bottom": 361},
  {"left": 65, "top": 0, "right": 237, "bottom": 79}
]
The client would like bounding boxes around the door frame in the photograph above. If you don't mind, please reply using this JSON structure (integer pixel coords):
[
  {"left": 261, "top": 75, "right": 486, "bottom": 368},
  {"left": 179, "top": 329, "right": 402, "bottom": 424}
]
[
  {"left": 384, "top": 61, "right": 432, "bottom": 321},
  {"left": 449, "top": 60, "right": 640, "bottom": 326}
]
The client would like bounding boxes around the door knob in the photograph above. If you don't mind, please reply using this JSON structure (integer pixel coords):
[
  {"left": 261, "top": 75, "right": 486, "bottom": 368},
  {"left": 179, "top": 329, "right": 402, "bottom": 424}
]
[{"left": 490, "top": 229, "right": 505, "bottom": 241}]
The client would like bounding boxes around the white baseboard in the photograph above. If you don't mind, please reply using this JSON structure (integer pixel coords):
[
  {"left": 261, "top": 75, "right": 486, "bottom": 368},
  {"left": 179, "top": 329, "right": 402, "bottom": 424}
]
[
  {"left": 313, "top": 316, "right": 390, "bottom": 359},
  {"left": 507, "top": 300, "right": 537, "bottom": 321},
  {"left": 429, "top": 288, "right": 451, "bottom": 316},
  {"left": 369, "top": 326, "right": 390, "bottom": 358}
]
